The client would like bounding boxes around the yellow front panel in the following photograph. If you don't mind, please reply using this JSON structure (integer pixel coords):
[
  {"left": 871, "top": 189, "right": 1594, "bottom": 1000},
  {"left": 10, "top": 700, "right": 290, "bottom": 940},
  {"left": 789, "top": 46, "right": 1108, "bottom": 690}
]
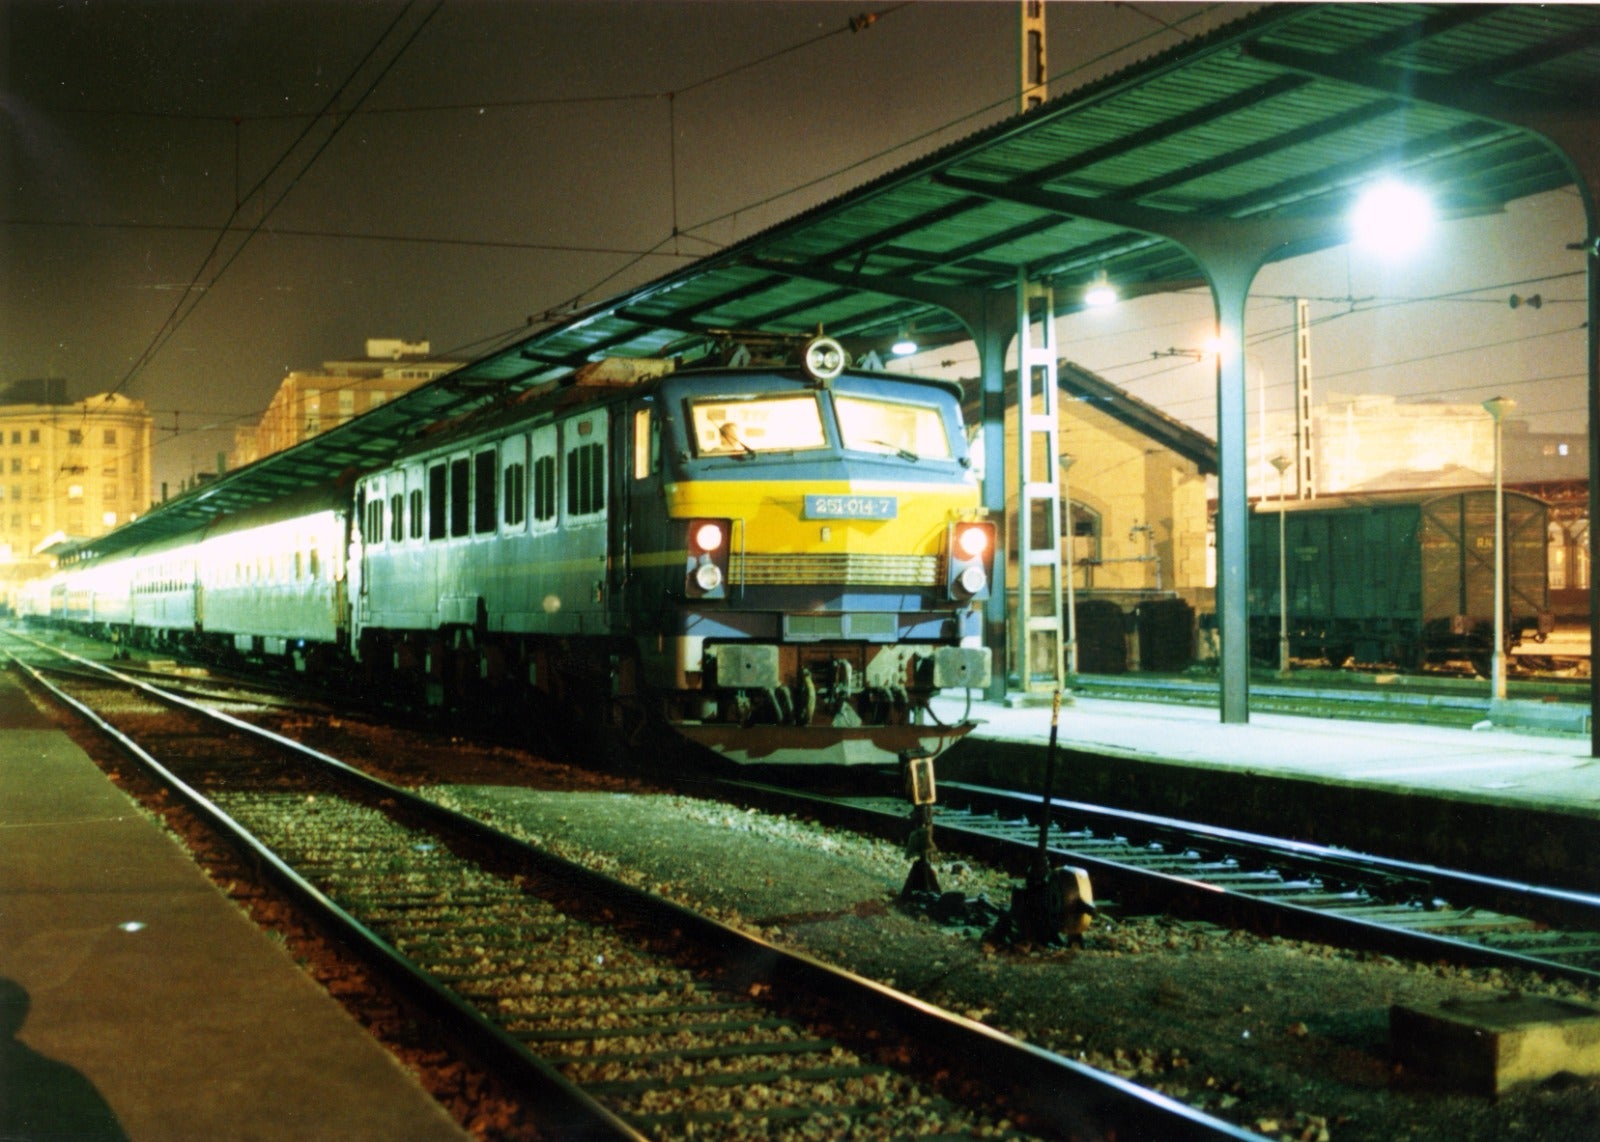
[{"left": 665, "top": 479, "right": 976, "bottom": 559}]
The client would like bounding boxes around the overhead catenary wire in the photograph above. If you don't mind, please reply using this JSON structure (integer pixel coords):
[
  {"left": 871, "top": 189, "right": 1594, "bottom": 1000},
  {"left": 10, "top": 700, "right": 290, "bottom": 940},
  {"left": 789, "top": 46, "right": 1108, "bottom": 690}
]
[{"left": 99, "top": 1, "right": 446, "bottom": 404}]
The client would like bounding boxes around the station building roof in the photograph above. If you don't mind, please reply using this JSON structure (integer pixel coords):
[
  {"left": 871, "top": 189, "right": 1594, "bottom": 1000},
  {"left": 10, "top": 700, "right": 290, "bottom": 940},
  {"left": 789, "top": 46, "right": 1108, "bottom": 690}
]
[{"left": 79, "top": 2, "right": 1600, "bottom": 559}]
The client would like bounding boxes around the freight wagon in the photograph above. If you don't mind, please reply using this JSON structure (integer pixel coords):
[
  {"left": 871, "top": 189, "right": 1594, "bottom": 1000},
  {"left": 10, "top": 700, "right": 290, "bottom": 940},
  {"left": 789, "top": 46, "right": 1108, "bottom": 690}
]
[{"left": 1248, "top": 489, "right": 1551, "bottom": 673}]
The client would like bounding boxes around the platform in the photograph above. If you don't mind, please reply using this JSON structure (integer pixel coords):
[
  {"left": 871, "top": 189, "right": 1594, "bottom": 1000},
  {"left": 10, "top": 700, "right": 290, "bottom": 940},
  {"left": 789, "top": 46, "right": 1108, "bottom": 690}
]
[
  {"left": 931, "top": 689, "right": 1600, "bottom": 891},
  {"left": 0, "top": 667, "right": 468, "bottom": 1141}
]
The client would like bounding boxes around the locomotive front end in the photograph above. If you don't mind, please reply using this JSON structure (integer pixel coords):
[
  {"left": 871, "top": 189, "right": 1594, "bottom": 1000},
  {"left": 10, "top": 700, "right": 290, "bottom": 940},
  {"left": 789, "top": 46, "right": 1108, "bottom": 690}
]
[{"left": 640, "top": 358, "right": 991, "bottom": 765}]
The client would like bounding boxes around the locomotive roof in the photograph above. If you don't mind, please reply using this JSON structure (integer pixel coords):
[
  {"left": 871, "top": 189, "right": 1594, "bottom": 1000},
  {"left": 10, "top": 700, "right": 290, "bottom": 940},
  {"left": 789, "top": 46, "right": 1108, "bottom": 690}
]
[
  {"left": 372, "top": 363, "right": 966, "bottom": 466},
  {"left": 70, "top": 3, "right": 1599, "bottom": 560}
]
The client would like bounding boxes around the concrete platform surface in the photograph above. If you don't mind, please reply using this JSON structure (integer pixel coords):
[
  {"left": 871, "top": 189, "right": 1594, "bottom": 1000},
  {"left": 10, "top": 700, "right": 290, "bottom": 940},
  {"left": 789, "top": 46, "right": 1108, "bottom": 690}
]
[
  {"left": 932, "top": 691, "right": 1600, "bottom": 820},
  {"left": 1, "top": 708, "right": 469, "bottom": 1139}
]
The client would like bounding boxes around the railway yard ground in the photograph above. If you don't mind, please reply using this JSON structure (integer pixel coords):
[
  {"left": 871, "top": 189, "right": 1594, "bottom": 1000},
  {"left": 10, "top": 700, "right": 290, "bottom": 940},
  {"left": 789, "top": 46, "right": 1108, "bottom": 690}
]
[{"left": 5, "top": 640, "right": 1600, "bottom": 1140}]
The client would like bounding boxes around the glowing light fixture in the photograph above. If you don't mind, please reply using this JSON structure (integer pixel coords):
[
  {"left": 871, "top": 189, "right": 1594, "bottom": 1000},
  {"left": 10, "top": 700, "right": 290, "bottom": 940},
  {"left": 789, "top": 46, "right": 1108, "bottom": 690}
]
[
  {"left": 1084, "top": 271, "right": 1117, "bottom": 308},
  {"left": 692, "top": 521, "right": 725, "bottom": 552},
  {"left": 891, "top": 324, "right": 918, "bottom": 357},
  {"left": 1350, "top": 179, "right": 1433, "bottom": 257}
]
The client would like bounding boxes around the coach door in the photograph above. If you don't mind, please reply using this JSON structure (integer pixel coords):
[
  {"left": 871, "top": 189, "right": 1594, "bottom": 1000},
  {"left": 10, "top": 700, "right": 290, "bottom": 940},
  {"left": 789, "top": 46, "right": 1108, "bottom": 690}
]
[{"left": 611, "top": 397, "right": 665, "bottom": 629}]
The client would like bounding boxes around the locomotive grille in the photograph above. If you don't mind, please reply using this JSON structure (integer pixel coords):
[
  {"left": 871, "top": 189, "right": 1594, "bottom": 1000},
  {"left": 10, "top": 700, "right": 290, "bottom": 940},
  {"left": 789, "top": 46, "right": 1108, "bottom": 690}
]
[{"left": 730, "top": 552, "right": 940, "bottom": 586}]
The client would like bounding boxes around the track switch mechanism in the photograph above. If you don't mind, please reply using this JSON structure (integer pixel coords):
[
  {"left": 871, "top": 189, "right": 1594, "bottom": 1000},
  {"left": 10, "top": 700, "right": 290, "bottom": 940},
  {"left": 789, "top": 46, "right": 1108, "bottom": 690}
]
[
  {"left": 900, "top": 751, "right": 940, "bottom": 898},
  {"left": 993, "top": 690, "right": 1097, "bottom": 946}
]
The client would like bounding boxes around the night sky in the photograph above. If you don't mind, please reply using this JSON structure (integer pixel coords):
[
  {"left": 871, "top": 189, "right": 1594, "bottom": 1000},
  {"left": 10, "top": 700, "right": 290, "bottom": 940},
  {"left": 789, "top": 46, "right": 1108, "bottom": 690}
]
[{"left": 2, "top": 2, "right": 1589, "bottom": 495}]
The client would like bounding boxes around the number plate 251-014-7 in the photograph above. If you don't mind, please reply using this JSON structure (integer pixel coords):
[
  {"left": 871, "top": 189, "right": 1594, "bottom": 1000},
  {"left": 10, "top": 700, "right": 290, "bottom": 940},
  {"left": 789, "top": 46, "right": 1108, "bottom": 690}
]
[{"left": 803, "top": 494, "right": 897, "bottom": 520}]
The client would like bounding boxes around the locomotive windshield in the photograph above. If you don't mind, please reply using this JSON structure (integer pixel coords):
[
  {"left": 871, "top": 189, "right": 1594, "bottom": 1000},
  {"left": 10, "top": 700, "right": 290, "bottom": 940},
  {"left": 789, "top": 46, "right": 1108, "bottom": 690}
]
[
  {"left": 687, "top": 386, "right": 957, "bottom": 462},
  {"left": 690, "top": 394, "right": 827, "bottom": 456},
  {"left": 835, "top": 394, "right": 951, "bottom": 461}
]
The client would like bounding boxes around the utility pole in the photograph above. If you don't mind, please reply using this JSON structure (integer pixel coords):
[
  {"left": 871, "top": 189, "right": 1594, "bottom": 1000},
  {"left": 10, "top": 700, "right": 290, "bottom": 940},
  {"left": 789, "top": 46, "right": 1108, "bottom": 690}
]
[{"left": 1021, "top": 2, "right": 1047, "bottom": 112}]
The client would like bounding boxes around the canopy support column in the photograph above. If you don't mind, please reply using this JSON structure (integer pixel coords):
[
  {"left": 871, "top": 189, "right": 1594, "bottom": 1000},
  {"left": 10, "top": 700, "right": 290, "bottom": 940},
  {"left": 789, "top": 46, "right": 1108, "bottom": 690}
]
[{"left": 974, "top": 295, "right": 1018, "bottom": 701}]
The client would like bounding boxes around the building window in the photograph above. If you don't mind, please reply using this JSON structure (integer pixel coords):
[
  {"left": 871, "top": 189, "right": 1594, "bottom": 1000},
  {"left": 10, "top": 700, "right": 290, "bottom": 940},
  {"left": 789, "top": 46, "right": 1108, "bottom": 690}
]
[
  {"left": 68, "top": 429, "right": 83, "bottom": 445},
  {"left": 103, "top": 429, "right": 116, "bottom": 445},
  {"left": 29, "top": 430, "right": 40, "bottom": 444},
  {"left": 67, "top": 484, "right": 83, "bottom": 500}
]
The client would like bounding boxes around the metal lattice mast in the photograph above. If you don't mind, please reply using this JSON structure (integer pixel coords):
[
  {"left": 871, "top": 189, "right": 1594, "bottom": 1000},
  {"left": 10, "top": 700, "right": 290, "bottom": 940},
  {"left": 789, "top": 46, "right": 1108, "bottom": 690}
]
[
  {"left": 1015, "top": 273, "right": 1067, "bottom": 691},
  {"left": 1295, "top": 298, "right": 1315, "bottom": 499},
  {"left": 1020, "top": 1, "right": 1047, "bottom": 112}
]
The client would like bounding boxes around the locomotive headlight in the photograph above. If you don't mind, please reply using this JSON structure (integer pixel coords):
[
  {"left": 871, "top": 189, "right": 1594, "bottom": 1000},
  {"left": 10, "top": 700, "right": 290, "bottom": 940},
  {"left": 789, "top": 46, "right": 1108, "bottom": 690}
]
[
  {"left": 956, "top": 524, "right": 989, "bottom": 560},
  {"left": 694, "top": 562, "right": 724, "bottom": 592},
  {"left": 948, "top": 519, "right": 996, "bottom": 600},
  {"left": 686, "top": 517, "right": 733, "bottom": 598},
  {"left": 693, "top": 521, "right": 725, "bottom": 552}
]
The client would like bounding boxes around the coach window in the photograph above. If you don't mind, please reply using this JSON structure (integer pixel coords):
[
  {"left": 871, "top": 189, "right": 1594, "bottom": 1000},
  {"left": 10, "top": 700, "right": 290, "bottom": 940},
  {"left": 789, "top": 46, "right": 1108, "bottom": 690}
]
[
  {"left": 502, "top": 436, "right": 527, "bottom": 530},
  {"left": 565, "top": 415, "right": 605, "bottom": 521},
  {"left": 530, "top": 425, "right": 557, "bottom": 531},
  {"left": 367, "top": 495, "right": 385, "bottom": 547},
  {"left": 450, "top": 456, "right": 471, "bottom": 538},
  {"left": 409, "top": 487, "right": 423, "bottom": 540},
  {"left": 428, "top": 463, "right": 447, "bottom": 540},
  {"left": 474, "top": 448, "right": 497, "bottom": 534}
]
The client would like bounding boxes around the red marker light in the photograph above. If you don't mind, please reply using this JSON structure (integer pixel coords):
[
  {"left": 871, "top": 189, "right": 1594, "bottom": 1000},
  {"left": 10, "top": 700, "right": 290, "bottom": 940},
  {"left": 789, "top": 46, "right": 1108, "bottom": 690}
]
[{"left": 956, "top": 524, "right": 989, "bottom": 559}]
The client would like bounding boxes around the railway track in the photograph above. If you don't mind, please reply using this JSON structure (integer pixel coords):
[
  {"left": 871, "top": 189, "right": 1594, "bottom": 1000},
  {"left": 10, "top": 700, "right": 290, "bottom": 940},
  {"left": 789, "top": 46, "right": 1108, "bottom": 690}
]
[
  {"left": 718, "top": 775, "right": 1600, "bottom": 986},
  {"left": 2, "top": 630, "right": 1255, "bottom": 1141}
]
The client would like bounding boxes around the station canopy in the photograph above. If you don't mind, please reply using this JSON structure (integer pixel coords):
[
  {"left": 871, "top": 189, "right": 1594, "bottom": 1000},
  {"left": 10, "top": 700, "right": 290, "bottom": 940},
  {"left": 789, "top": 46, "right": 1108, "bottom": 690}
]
[{"left": 81, "top": 1, "right": 1600, "bottom": 559}]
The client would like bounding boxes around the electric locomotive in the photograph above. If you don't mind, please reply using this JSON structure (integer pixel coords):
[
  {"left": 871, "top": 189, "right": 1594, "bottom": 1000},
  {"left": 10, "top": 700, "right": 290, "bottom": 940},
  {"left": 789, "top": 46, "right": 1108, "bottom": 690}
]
[{"left": 351, "top": 338, "right": 994, "bottom": 764}]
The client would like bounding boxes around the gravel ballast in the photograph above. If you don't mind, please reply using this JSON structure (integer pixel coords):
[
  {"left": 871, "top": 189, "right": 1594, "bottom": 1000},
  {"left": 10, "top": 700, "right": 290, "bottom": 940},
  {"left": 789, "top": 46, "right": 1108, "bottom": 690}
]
[{"left": 421, "top": 782, "right": 1600, "bottom": 1142}]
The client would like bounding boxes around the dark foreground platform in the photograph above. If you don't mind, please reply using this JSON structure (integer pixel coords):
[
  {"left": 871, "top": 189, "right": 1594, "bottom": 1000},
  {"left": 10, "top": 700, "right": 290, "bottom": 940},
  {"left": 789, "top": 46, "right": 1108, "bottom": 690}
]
[
  {"left": 0, "top": 668, "right": 468, "bottom": 1141},
  {"left": 931, "top": 690, "right": 1600, "bottom": 891}
]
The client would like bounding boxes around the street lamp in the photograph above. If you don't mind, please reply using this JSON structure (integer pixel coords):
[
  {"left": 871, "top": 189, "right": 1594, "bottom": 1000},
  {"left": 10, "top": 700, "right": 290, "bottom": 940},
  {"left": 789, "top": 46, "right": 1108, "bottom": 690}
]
[
  {"left": 1269, "top": 454, "right": 1293, "bottom": 677},
  {"left": 1482, "top": 396, "right": 1516, "bottom": 701},
  {"left": 1059, "top": 453, "right": 1078, "bottom": 677}
]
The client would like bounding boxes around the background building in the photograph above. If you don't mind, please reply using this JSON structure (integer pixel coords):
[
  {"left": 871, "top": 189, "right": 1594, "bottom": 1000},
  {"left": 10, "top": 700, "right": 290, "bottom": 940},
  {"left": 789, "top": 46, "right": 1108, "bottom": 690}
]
[
  {"left": 0, "top": 381, "right": 153, "bottom": 560},
  {"left": 251, "top": 339, "right": 460, "bottom": 462}
]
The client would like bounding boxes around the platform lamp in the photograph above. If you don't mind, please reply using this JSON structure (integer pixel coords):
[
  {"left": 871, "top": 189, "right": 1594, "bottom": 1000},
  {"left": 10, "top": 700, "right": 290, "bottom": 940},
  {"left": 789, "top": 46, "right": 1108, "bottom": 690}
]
[
  {"left": 1059, "top": 453, "right": 1078, "bottom": 677},
  {"left": 1269, "top": 455, "right": 1293, "bottom": 677},
  {"left": 1482, "top": 396, "right": 1516, "bottom": 701}
]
